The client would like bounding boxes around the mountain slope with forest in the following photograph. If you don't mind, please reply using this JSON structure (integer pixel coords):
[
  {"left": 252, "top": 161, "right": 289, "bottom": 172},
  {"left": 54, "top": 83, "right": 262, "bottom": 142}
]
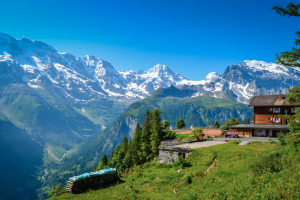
[
  {"left": 0, "top": 110, "right": 44, "bottom": 200},
  {"left": 41, "top": 86, "right": 252, "bottom": 197}
]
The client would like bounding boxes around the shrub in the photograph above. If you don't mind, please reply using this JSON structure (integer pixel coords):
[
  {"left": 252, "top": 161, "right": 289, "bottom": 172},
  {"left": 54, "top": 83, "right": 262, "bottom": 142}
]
[
  {"left": 252, "top": 151, "right": 291, "bottom": 175},
  {"left": 287, "top": 132, "right": 300, "bottom": 148},
  {"left": 162, "top": 130, "right": 176, "bottom": 140},
  {"left": 277, "top": 133, "right": 287, "bottom": 145},
  {"left": 191, "top": 128, "right": 204, "bottom": 139},
  {"left": 48, "top": 183, "right": 65, "bottom": 197}
]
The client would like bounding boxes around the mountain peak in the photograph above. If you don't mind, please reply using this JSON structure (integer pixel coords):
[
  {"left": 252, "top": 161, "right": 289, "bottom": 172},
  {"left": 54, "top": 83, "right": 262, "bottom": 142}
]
[
  {"left": 204, "top": 72, "right": 219, "bottom": 81},
  {"left": 146, "top": 64, "right": 171, "bottom": 74}
]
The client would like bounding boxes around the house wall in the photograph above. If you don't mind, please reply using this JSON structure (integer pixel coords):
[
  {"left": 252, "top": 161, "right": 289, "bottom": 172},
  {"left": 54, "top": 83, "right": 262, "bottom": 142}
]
[
  {"left": 236, "top": 128, "right": 253, "bottom": 137},
  {"left": 254, "top": 106, "right": 295, "bottom": 125}
]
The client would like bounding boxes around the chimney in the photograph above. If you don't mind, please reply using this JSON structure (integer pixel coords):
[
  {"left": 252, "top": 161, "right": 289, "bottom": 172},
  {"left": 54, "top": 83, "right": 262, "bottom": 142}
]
[{"left": 279, "top": 94, "right": 283, "bottom": 99}]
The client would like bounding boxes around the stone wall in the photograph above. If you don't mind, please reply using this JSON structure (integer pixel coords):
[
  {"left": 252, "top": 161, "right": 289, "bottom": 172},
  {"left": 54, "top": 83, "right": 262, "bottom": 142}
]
[{"left": 158, "top": 147, "right": 191, "bottom": 164}]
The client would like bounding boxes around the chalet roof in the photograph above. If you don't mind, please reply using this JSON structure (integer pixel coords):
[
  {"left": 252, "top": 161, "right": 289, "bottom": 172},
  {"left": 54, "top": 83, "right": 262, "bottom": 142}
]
[
  {"left": 230, "top": 124, "right": 289, "bottom": 130},
  {"left": 248, "top": 94, "right": 298, "bottom": 107}
]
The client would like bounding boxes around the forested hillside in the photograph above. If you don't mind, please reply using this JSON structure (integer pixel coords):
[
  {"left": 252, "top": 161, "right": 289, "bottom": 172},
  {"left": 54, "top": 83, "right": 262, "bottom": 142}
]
[
  {"left": 0, "top": 110, "right": 43, "bottom": 200},
  {"left": 41, "top": 86, "right": 252, "bottom": 197}
]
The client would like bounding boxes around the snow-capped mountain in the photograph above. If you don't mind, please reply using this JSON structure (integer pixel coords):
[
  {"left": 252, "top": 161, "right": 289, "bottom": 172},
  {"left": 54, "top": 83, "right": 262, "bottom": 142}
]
[
  {"left": 1, "top": 32, "right": 300, "bottom": 105},
  {"left": 0, "top": 33, "right": 188, "bottom": 102},
  {"left": 180, "top": 60, "right": 300, "bottom": 103}
]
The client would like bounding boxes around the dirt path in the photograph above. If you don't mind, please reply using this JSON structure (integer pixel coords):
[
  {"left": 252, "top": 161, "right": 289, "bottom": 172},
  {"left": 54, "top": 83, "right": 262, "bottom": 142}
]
[{"left": 205, "top": 155, "right": 217, "bottom": 173}]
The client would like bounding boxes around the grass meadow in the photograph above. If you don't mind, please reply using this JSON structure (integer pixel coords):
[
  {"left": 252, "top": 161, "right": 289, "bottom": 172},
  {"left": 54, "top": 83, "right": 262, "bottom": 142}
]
[{"left": 51, "top": 141, "right": 300, "bottom": 199}]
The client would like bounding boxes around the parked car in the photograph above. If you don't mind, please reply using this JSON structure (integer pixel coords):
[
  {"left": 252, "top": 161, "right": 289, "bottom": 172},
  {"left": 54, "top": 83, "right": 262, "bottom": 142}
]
[{"left": 222, "top": 129, "right": 239, "bottom": 138}]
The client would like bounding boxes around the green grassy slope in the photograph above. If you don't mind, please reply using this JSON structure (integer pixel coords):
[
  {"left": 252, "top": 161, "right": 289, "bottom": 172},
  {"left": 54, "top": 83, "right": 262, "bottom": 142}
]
[
  {"left": 0, "top": 110, "right": 44, "bottom": 200},
  {"left": 51, "top": 141, "right": 300, "bottom": 199}
]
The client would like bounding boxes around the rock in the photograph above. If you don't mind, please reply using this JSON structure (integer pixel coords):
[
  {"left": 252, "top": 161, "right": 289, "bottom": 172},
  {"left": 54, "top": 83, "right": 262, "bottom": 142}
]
[
  {"left": 177, "top": 170, "right": 181, "bottom": 173},
  {"left": 126, "top": 186, "right": 133, "bottom": 189},
  {"left": 174, "top": 189, "right": 177, "bottom": 194}
]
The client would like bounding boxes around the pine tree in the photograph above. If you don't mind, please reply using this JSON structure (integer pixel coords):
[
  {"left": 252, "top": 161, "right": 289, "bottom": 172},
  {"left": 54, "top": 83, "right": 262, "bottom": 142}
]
[
  {"left": 272, "top": 2, "right": 300, "bottom": 66},
  {"left": 122, "top": 135, "right": 128, "bottom": 152},
  {"left": 139, "top": 109, "right": 152, "bottom": 162},
  {"left": 123, "top": 139, "right": 133, "bottom": 169},
  {"left": 97, "top": 154, "right": 108, "bottom": 170},
  {"left": 150, "top": 108, "right": 162, "bottom": 157},
  {"left": 132, "top": 122, "right": 141, "bottom": 165}
]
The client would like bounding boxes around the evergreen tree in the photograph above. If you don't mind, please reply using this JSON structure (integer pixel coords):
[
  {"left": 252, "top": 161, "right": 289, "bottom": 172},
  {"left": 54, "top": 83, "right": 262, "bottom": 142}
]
[
  {"left": 132, "top": 122, "right": 141, "bottom": 165},
  {"left": 150, "top": 108, "right": 162, "bottom": 157},
  {"left": 176, "top": 119, "right": 185, "bottom": 129},
  {"left": 139, "top": 109, "right": 152, "bottom": 162},
  {"left": 123, "top": 139, "right": 133, "bottom": 169},
  {"left": 214, "top": 121, "right": 220, "bottom": 128},
  {"left": 162, "top": 120, "right": 170, "bottom": 129},
  {"left": 96, "top": 154, "right": 108, "bottom": 170},
  {"left": 272, "top": 2, "right": 300, "bottom": 66},
  {"left": 122, "top": 135, "right": 128, "bottom": 152}
]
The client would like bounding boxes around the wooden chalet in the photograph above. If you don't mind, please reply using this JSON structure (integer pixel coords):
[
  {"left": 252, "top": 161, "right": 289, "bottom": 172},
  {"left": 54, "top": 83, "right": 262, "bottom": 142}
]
[{"left": 231, "top": 94, "right": 298, "bottom": 137}]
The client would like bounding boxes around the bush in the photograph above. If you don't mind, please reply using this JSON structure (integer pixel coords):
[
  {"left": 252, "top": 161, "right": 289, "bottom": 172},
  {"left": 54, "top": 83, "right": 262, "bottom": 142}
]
[
  {"left": 252, "top": 151, "right": 291, "bottom": 175},
  {"left": 287, "top": 132, "right": 300, "bottom": 148},
  {"left": 162, "top": 130, "right": 176, "bottom": 140},
  {"left": 277, "top": 133, "right": 287, "bottom": 145},
  {"left": 48, "top": 183, "right": 65, "bottom": 197},
  {"left": 191, "top": 128, "right": 204, "bottom": 139}
]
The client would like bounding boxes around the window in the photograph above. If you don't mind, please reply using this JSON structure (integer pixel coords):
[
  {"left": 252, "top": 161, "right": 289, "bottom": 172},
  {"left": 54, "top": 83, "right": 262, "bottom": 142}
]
[
  {"left": 269, "top": 108, "right": 272, "bottom": 112},
  {"left": 285, "top": 110, "right": 288, "bottom": 115},
  {"left": 275, "top": 117, "right": 279, "bottom": 123},
  {"left": 275, "top": 108, "right": 279, "bottom": 113},
  {"left": 258, "top": 130, "right": 262, "bottom": 132},
  {"left": 269, "top": 117, "right": 272, "bottom": 121},
  {"left": 292, "top": 107, "right": 296, "bottom": 113}
]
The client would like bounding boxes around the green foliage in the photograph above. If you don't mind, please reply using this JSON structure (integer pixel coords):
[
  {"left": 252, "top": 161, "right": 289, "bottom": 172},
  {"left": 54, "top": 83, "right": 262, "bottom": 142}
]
[
  {"left": 214, "top": 121, "right": 220, "bottom": 128},
  {"left": 220, "top": 124, "right": 229, "bottom": 131},
  {"left": 191, "top": 128, "right": 204, "bottom": 139},
  {"left": 102, "top": 109, "right": 166, "bottom": 172},
  {"left": 162, "top": 130, "right": 176, "bottom": 140},
  {"left": 273, "top": 2, "right": 300, "bottom": 67},
  {"left": 277, "top": 133, "right": 287, "bottom": 145},
  {"left": 176, "top": 119, "right": 185, "bottom": 129},
  {"left": 252, "top": 151, "right": 291, "bottom": 175},
  {"left": 241, "top": 115, "right": 254, "bottom": 124},
  {"left": 225, "top": 118, "right": 240, "bottom": 126},
  {"left": 287, "top": 132, "right": 300, "bottom": 148},
  {"left": 140, "top": 109, "right": 152, "bottom": 162},
  {"left": 96, "top": 154, "right": 109, "bottom": 171},
  {"left": 162, "top": 120, "right": 170, "bottom": 129},
  {"left": 48, "top": 183, "right": 63, "bottom": 197},
  {"left": 150, "top": 108, "right": 163, "bottom": 157}
]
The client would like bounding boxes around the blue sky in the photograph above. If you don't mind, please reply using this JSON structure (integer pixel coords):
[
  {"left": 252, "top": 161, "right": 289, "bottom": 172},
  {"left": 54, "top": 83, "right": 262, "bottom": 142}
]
[{"left": 0, "top": 0, "right": 299, "bottom": 80}]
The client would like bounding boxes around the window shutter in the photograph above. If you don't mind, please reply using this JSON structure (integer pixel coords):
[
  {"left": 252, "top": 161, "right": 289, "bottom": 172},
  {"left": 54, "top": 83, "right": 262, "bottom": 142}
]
[
  {"left": 278, "top": 108, "right": 281, "bottom": 113},
  {"left": 273, "top": 108, "right": 275, "bottom": 113},
  {"left": 291, "top": 108, "right": 294, "bottom": 113},
  {"left": 273, "top": 118, "right": 275, "bottom": 122},
  {"left": 278, "top": 118, "right": 281, "bottom": 122}
]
